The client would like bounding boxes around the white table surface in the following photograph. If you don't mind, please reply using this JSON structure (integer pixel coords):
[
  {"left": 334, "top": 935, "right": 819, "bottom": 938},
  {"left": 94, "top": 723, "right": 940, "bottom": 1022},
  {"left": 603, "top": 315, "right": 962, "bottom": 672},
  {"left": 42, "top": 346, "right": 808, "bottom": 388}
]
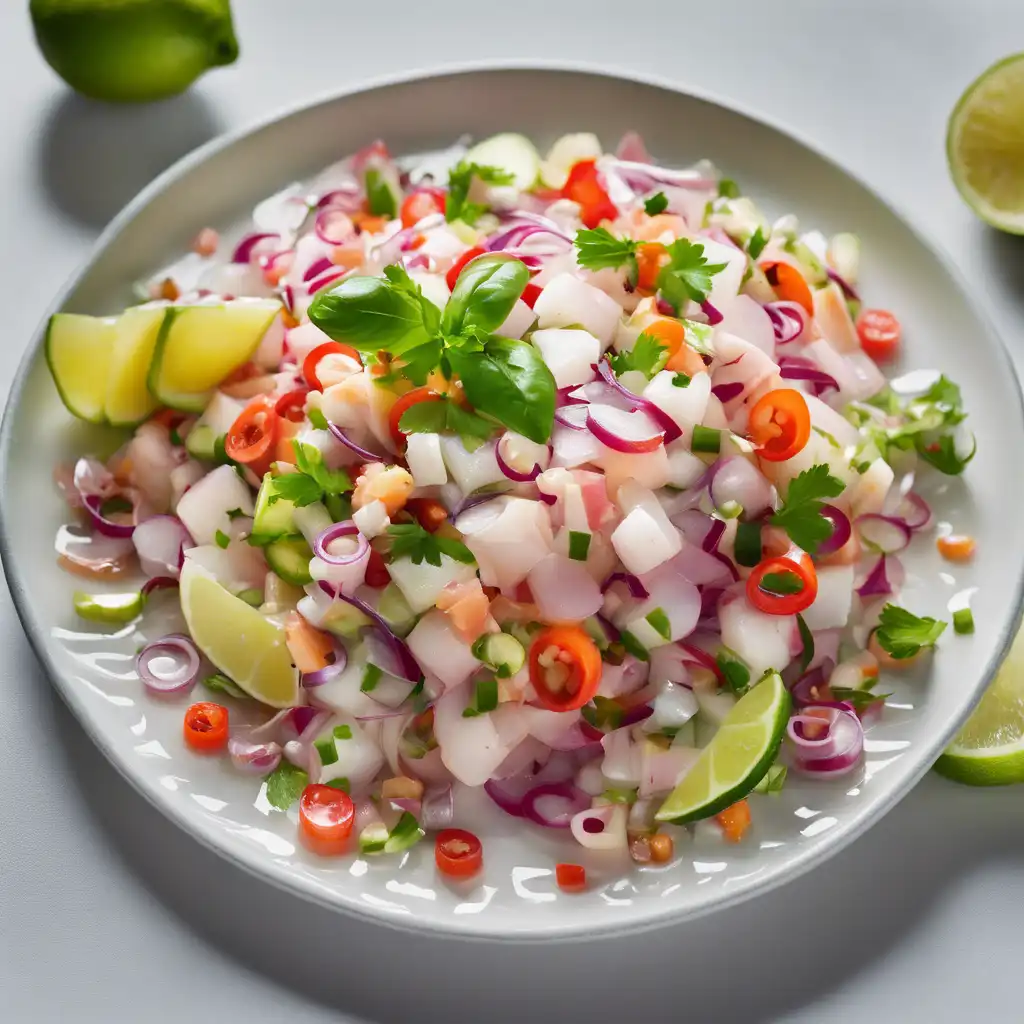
[{"left": 4, "top": 2, "right": 1024, "bottom": 1020}]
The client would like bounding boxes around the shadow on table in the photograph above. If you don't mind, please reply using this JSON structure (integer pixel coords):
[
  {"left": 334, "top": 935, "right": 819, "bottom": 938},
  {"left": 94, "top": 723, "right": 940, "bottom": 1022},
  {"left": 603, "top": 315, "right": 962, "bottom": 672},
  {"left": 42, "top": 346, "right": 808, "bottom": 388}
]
[
  {"left": 39, "top": 668, "right": 1024, "bottom": 1024},
  {"left": 35, "top": 90, "right": 223, "bottom": 231}
]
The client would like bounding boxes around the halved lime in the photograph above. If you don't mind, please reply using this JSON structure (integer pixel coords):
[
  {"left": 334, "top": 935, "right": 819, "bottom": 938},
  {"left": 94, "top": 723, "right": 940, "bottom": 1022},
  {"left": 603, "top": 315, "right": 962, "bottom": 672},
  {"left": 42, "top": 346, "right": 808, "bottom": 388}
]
[
  {"left": 148, "top": 301, "right": 279, "bottom": 412},
  {"left": 105, "top": 304, "right": 167, "bottom": 426},
  {"left": 179, "top": 558, "right": 299, "bottom": 708},
  {"left": 45, "top": 312, "right": 117, "bottom": 423},
  {"left": 465, "top": 133, "right": 541, "bottom": 191},
  {"left": 656, "top": 672, "right": 790, "bottom": 823},
  {"left": 935, "top": 625, "right": 1024, "bottom": 785},
  {"left": 948, "top": 53, "right": 1024, "bottom": 233}
]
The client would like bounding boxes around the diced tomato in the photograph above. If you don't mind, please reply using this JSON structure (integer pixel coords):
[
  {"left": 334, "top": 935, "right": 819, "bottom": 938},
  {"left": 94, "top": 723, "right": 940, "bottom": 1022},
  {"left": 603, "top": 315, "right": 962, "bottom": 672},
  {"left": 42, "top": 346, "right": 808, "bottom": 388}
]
[
  {"left": 365, "top": 548, "right": 390, "bottom": 588},
  {"left": 521, "top": 282, "right": 542, "bottom": 309},
  {"left": 555, "top": 863, "right": 587, "bottom": 892},
  {"left": 446, "top": 246, "right": 487, "bottom": 292},
  {"left": 561, "top": 159, "right": 618, "bottom": 228},
  {"left": 400, "top": 187, "right": 446, "bottom": 228}
]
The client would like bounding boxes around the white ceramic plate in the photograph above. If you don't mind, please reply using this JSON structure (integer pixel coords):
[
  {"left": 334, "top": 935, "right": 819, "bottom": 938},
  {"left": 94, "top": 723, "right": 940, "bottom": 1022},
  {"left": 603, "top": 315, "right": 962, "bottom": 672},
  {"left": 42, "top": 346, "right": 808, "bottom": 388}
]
[{"left": 3, "top": 65, "right": 1023, "bottom": 941}]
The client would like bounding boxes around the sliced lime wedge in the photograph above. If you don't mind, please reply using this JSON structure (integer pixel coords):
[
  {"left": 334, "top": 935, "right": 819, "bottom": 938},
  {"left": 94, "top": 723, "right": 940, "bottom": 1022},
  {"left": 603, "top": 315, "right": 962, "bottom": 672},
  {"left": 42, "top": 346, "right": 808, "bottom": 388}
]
[
  {"left": 656, "top": 672, "right": 790, "bottom": 824},
  {"left": 105, "top": 304, "right": 167, "bottom": 426},
  {"left": 148, "top": 301, "right": 280, "bottom": 412},
  {"left": 948, "top": 53, "right": 1024, "bottom": 233},
  {"left": 935, "top": 625, "right": 1024, "bottom": 785},
  {"left": 464, "top": 133, "right": 541, "bottom": 191},
  {"left": 73, "top": 589, "right": 144, "bottom": 624},
  {"left": 45, "top": 313, "right": 117, "bottom": 423},
  {"left": 179, "top": 557, "right": 299, "bottom": 708}
]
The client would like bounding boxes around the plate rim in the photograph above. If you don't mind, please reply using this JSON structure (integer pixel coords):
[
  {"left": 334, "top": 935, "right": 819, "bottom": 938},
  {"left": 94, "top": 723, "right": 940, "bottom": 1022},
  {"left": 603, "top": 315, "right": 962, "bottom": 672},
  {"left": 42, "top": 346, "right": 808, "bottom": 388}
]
[{"left": 4, "top": 59, "right": 1023, "bottom": 941}]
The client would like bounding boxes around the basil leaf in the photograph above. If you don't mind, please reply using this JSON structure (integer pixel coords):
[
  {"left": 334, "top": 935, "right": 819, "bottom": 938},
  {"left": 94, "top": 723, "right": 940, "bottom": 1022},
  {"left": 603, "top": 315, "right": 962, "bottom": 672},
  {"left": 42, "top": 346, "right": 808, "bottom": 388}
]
[
  {"left": 442, "top": 254, "right": 529, "bottom": 336},
  {"left": 308, "top": 275, "right": 433, "bottom": 354},
  {"left": 450, "top": 337, "right": 556, "bottom": 444}
]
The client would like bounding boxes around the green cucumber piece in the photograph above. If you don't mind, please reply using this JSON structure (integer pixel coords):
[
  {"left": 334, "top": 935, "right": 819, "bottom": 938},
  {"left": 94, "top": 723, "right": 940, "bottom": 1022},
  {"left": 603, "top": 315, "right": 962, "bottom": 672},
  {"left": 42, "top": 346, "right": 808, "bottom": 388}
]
[
  {"left": 251, "top": 473, "right": 299, "bottom": 545},
  {"left": 264, "top": 535, "right": 313, "bottom": 586}
]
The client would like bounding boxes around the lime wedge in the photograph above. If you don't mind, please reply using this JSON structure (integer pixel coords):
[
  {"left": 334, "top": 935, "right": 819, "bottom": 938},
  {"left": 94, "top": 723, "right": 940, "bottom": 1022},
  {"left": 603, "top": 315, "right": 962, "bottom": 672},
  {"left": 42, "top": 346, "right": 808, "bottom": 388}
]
[
  {"left": 45, "top": 313, "right": 117, "bottom": 423},
  {"left": 465, "top": 133, "right": 541, "bottom": 191},
  {"left": 105, "top": 304, "right": 167, "bottom": 426},
  {"left": 948, "top": 53, "right": 1024, "bottom": 233},
  {"left": 179, "top": 557, "right": 299, "bottom": 708},
  {"left": 148, "top": 301, "right": 279, "bottom": 412},
  {"left": 656, "top": 672, "right": 790, "bottom": 823},
  {"left": 935, "top": 626, "right": 1024, "bottom": 785}
]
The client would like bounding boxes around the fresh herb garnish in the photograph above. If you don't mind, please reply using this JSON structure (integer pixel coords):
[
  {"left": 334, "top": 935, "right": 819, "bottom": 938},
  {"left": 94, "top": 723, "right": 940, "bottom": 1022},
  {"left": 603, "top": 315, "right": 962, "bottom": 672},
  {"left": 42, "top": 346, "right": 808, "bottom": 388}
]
[
  {"left": 446, "top": 161, "right": 514, "bottom": 225},
  {"left": 874, "top": 604, "right": 946, "bottom": 660},
  {"left": 656, "top": 238, "right": 728, "bottom": 312},
  {"left": 759, "top": 571, "right": 805, "bottom": 595},
  {"left": 214, "top": 529, "right": 231, "bottom": 549},
  {"left": 717, "top": 646, "right": 751, "bottom": 696},
  {"left": 387, "top": 520, "right": 475, "bottom": 567},
  {"left": 753, "top": 763, "right": 787, "bottom": 794},
  {"left": 797, "top": 614, "right": 814, "bottom": 674},
  {"left": 462, "top": 675, "right": 499, "bottom": 717},
  {"left": 672, "top": 372, "right": 692, "bottom": 388},
  {"left": 770, "top": 464, "right": 845, "bottom": 554},
  {"left": 831, "top": 687, "right": 891, "bottom": 712},
  {"left": 574, "top": 227, "right": 640, "bottom": 282},
  {"left": 718, "top": 178, "right": 741, "bottom": 199},
  {"left": 398, "top": 394, "right": 495, "bottom": 449},
  {"left": 264, "top": 761, "right": 308, "bottom": 810},
  {"left": 644, "top": 191, "right": 669, "bottom": 215},
  {"left": 746, "top": 225, "right": 768, "bottom": 260},
  {"left": 364, "top": 166, "right": 397, "bottom": 218},
  {"left": 360, "top": 663, "right": 382, "bottom": 692},
  {"left": 267, "top": 443, "right": 352, "bottom": 509},
  {"left": 608, "top": 333, "right": 669, "bottom": 379},
  {"left": 203, "top": 673, "right": 249, "bottom": 700},
  {"left": 309, "top": 254, "right": 556, "bottom": 443},
  {"left": 568, "top": 530, "right": 591, "bottom": 562}
]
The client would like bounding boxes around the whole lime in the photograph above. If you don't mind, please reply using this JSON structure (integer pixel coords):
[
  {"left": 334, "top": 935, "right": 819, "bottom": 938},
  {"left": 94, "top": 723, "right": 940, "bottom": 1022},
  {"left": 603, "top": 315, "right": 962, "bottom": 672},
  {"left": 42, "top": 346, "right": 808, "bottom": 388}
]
[{"left": 30, "top": 0, "right": 239, "bottom": 103}]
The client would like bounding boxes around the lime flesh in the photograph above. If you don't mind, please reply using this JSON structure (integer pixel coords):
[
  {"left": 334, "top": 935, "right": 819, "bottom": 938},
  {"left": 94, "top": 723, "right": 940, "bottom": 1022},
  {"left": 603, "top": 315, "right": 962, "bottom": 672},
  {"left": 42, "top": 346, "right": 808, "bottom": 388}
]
[
  {"left": 656, "top": 672, "right": 790, "bottom": 823},
  {"left": 45, "top": 313, "right": 117, "bottom": 423},
  {"left": 948, "top": 53, "right": 1024, "bottom": 233},
  {"left": 30, "top": 0, "right": 239, "bottom": 103},
  {"left": 105, "top": 305, "right": 167, "bottom": 426},
  {"left": 935, "top": 625, "right": 1024, "bottom": 785},
  {"left": 179, "top": 559, "right": 299, "bottom": 708}
]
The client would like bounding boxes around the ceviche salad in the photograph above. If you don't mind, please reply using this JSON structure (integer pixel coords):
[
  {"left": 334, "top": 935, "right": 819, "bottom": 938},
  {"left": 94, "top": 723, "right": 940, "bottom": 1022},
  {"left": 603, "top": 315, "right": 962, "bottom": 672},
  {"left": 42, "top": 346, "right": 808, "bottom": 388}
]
[{"left": 46, "top": 131, "right": 976, "bottom": 888}]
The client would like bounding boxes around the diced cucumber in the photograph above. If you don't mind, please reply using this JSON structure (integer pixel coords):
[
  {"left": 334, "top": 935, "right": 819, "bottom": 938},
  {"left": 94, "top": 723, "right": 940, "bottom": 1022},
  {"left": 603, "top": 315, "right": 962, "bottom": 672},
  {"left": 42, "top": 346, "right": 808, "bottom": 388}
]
[
  {"left": 45, "top": 313, "right": 117, "bottom": 423},
  {"left": 472, "top": 632, "right": 526, "bottom": 678},
  {"left": 376, "top": 583, "right": 417, "bottom": 638},
  {"left": 193, "top": 391, "right": 247, "bottom": 435},
  {"left": 148, "top": 300, "right": 279, "bottom": 412},
  {"left": 465, "top": 133, "right": 541, "bottom": 190},
  {"left": 185, "top": 424, "right": 219, "bottom": 461},
  {"left": 251, "top": 473, "right": 299, "bottom": 545},
  {"left": 73, "top": 589, "right": 143, "bottom": 623},
  {"left": 264, "top": 535, "right": 313, "bottom": 586},
  {"left": 105, "top": 304, "right": 168, "bottom": 426}
]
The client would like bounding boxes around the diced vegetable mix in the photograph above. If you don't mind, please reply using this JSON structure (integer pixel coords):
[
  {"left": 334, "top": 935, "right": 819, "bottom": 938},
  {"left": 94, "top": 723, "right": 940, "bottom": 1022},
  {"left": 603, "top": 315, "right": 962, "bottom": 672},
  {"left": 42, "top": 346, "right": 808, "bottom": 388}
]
[{"left": 51, "top": 131, "right": 974, "bottom": 877}]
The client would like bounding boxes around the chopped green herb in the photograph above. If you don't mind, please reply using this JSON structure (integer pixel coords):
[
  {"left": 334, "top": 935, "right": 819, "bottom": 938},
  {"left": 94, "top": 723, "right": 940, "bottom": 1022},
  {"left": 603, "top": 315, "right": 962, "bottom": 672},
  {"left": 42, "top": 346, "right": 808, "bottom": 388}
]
[
  {"left": 874, "top": 603, "right": 947, "bottom": 660},
  {"left": 364, "top": 166, "right": 397, "bottom": 218},
  {"left": 672, "top": 373, "right": 692, "bottom": 388},
  {"left": 308, "top": 407, "right": 329, "bottom": 430},
  {"left": 759, "top": 570, "right": 805, "bottom": 595},
  {"left": 574, "top": 226, "right": 640, "bottom": 281},
  {"left": 333, "top": 724, "right": 353, "bottom": 740},
  {"left": 268, "top": 471, "right": 324, "bottom": 508},
  {"left": 226, "top": 507, "right": 247, "bottom": 520},
  {"left": 568, "top": 530, "right": 592, "bottom": 561},
  {"left": 716, "top": 646, "right": 751, "bottom": 696},
  {"left": 646, "top": 607, "right": 672, "bottom": 640},
  {"left": 717, "top": 178, "right": 741, "bottom": 199},
  {"left": 264, "top": 761, "right": 308, "bottom": 810},
  {"left": 770, "top": 464, "right": 845, "bottom": 554},
  {"left": 360, "top": 663, "right": 383, "bottom": 693},
  {"left": 747, "top": 225, "right": 768, "bottom": 260},
  {"left": 830, "top": 687, "right": 891, "bottom": 712},
  {"left": 214, "top": 529, "right": 231, "bottom": 550},
  {"left": 203, "top": 673, "right": 249, "bottom": 700},
  {"left": 581, "top": 695, "right": 625, "bottom": 733},
  {"left": 462, "top": 675, "right": 499, "bottom": 717},
  {"left": 387, "top": 520, "right": 475, "bottom": 567},
  {"left": 656, "top": 238, "right": 729, "bottom": 312},
  {"left": 608, "top": 333, "right": 669, "bottom": 379},
  {"left": 953, "top": 607, "right": 975, "bottom": 635},
  {"left": 753, "top": 763, "right": 787, "bottom": 794},
  {"left": 691, "top": 425, "right": 721, "bottom": 454},
  {"left": 797, "top": 614, "right": 814, "bottom": 674},
  {"left": 644, "top": 191, "right": 669, "bottom": 215},
  {"left": 446, "top": 161, "right": 514, "bottom": 225}
]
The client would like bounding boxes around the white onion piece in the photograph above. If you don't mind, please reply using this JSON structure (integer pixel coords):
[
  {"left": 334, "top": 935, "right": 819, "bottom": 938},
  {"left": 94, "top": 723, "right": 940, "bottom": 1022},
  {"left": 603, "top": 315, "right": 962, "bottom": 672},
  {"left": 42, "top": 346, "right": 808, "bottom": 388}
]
[
  {"left": 533, "top": 328, "right": 601, "bottom": 389},
  {"left": 228, "top": 736, "right": 282, "bottom": 775},
  {"left": 599, "top": 445, "right": 671, "bottom": 492},
  {"left": 433, "top": 685, "right": 511, "bottom": 787},
  {"left": 719, "top": 594, "right": 796, "bottom": 680},
  {"left": 811, "top": 281, "right": 859, "bottom": 354},
  {"left": 639, "top": 743, "right": 700, "bottom": 798},
  {"left": 533, "top": 272, "right": 622, "bottom": 346},
  {"left": 643, "top": 370, "right": 711, "bottom": 435},
  {"left": 596, "top": 657, "right": 649, "bottom": 699},
  {"left": 709, "top": 458, "right": 773, "bottom": 517},
  {"left": 800, "top": 565, "right": 855, "bottom": 631},
  {"left": 611, "top": 505, "right": 682, "bottom": 576},
  {"left": 406, "top": 610, "right": 480, "bottom": 691},
  {"left": 646, "top": 683, "right": 699, "bottom": 731},
  {"left": 388, "top": 554, "right": 477, "bottom": 614},
  {"left": 456, "top": 497, "right": 553, "bottom": 591},
  {"left": 528, "top": 553, "right": 603, "bottom": 622},
  {"left": 586, "top": 404, "right": 665, "bottom": 453},
  {"left": 570, "top": 803, "right": 628, "bottom": 851},
  {"left": 715, "top": 295, "right": 776, "bottom": 355},
  {"left": 551, "top": 422, "right": 602, "bottom": 469},
  {"left": 648, "top": 647, "right": 693, "bottom": 689},
  {"left": 133, "top": 516, "right": 192, "bottom": 578},
  {"left": 856, "top": 515, "right": 912, "bottom": 554},
  {"left": 601, "top": 728, "right": 643, "bottom": 786},
  {"left": 175, "top": 465, "right": 254, "bottom": 547},
  {"left": 405, "top": 432, "right": 448, "bottom": 487}
]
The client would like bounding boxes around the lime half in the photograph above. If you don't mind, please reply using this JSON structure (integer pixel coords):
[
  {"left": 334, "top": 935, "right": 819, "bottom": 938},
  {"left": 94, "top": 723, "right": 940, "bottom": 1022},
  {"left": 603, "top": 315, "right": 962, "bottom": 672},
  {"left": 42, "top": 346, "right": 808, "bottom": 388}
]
[
  {"left": 179, "top": 558, "right": 299, "bottom": 708},
  {"left": 948, "top": 53, "right": 1024, "bottom": 233},
  {"left": 656, "top": 672, "right": 790, "bottom": 824},
  {"left": 935, "top": 626, "right": 1024, "bottom": 785}
]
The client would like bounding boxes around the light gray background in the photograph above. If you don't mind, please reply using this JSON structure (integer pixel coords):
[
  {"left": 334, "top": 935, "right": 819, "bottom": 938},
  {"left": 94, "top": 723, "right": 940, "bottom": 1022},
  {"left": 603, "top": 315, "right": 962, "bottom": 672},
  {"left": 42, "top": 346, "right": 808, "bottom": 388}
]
[{"left": 3, "top": 2, "right": 1024, "bottom": 1021}]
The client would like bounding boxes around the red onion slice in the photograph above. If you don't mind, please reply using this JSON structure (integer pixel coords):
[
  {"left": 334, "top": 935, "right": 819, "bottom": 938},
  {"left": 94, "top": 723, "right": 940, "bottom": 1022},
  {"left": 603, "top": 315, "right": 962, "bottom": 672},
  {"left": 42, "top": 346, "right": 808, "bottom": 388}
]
[
  {"left": 856, "top": 556, "right": 895, "bottom": 598},
  {"left": 778, "top": 358, "right": 840, "bottom": 395},
  {"left": 136, "top": 635, "right": 200, "bottom": 696},
  {"left": 228, "top": 736, "right": 282, "bottom": 775},
  {"left": 856, "top": 514, "right": 912, "bottom": 554},
  {"left": 421, "top": 785, "right": 454, "bottom": 830},
  {"left": 486, "top": 223, "right": 573, "bottom": 252},
  {"left": 133, "top": 515, "right": 193, "bottom": 578},
  {"left": 816, "top": 504, "right": 852, "bottom": 556},
  {"left": 521, "top": 781, "right": 591, "bottom": 829},
  {"left": 232, "top": 232, "right": 280, "bottom": 264},
  {"left": 303, "top": 256, "right": 334, "bottom": 283},
  {"left": 318, "top": 583, "right": 421, "bottom": 682},
  {"left": 898, "top": 492, "right": 933, "bottom": 531},
  {"left": 82, "top": 494, "right": 135, "bottom": 538},
  {"left": 315, "top": 208, "right": 355, "bottom": 245},
  {"left": 586, "top": 403, "right": 665, "bottom": 453},
  {"left": 787, "top": 705, "right": 864, "bottom": 777},
  {"left": 495, "top": 434, "right": 550, "bottom": 483},
  {"left": 595, "top": 360, "right": 682, "bottom": 443},
  {"left": 317, "top": 186, "right": 363, "bottom": 212},
  {"left": 701, "top": 300, "right": 723, "bottom": 325},
  {"left": 601, "top": 571, "right": 650, "bottom": 599},
  {"left": 554, "top": 404, "right": 590, "bottom": 431},
  {"left": 763, "top": 301, "right": 807, "bottom": 343},
  {"left": 827, "top": 267, "right": 860, "bottom": 301},
  {"left": 141, "top": 576, "right": 179, "bottom": 598},
  {"left": 602, "top": 157, "right": 716, "bottom": 191},
  {"left": 313, "top": 520, "right": 369, "bottom": 566},
  {"left": 307, "top": 269, "right": 353, "bottom": 295},
  {"left": 327, "top": 421, "right": 386, "bottom": 462},
  {"left": 711, "top": 381, "right": 744, "bottom": 403}
]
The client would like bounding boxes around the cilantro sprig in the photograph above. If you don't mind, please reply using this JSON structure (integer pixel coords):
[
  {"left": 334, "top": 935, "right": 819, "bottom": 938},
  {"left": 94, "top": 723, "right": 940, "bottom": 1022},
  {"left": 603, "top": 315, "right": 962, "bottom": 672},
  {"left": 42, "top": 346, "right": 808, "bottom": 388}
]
[
  {"left": 268, "top": 442, "right": 352, "bottom": 508},
  {"left": 387, "top": 521, "right": 475, "bottom": 567},
  {"left": 769, "top": 464, "right": 845, "bottom": 554},
  {"left": 309, "top": 257, "right": 556, "bottom": 443},
  {"left": 608, "top": 333, "right": 669, "bottom": 379},
  {"left": 874, "top": 604, "right": 946, "bottom": 660},
  {"left": 574, "top": 227, "right": 640, "bottom": 282},
  {"left": 656, "top": 238, "right": 728, "bottom": 312},
  {"left": 446, "top": 161, "right": 514, "bottom": 225}
]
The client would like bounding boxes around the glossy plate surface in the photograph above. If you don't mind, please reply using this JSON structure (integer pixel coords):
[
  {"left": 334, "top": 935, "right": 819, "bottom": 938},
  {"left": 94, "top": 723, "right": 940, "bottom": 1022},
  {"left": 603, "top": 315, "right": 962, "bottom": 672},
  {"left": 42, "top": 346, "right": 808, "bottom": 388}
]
[{"left": 3, "top": 66, "right": 1023, "bottom": 940}]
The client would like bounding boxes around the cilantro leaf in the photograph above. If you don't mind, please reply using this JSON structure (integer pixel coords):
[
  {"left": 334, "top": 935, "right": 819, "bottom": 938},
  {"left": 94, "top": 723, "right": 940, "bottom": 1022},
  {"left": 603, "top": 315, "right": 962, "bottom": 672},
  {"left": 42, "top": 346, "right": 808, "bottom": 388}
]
[
  {"left": 830, "top": 687, "right": 891, "bottom": 712},
  {"left": 607, "top": 333, "right": 669, "bottom": 379},
  {"left": 656, "top": 238, "right": 729, "bottom": 312},
  {"left": 760, "top": 571, "right": 805, "bottom": 595},
  {"left": 292, "top": 441, "right": 352, "bottom": 497},
  {"left": 769, "top": 464, "right": 845, "bottom": 554},
  {"left": 574, "top": 227, "right": 640, "bottom": 282},
  {"left": 644, "top": 192, "right": 668, "bottom": 216},
  {"left": 918, "top": 432, "right": 975, "bottom": 475},
  {"left": 747, "top": 225, "right": 768, "bottom": 260},
  {"left": 264, "top": 761, "right": 308, "bottom": 810},
  {"left": 874, "top": 604, "right": 946, "bottom": 660},
  {"left": 718, "top": 178, "right": 741, "bottom": 199},
  {"left": 214, "top": 529, "right": 230, "bottom": 550},
  {"left": 387, "top": 521, "right": 474, "bottom": 567},
  {"left": 446, "top": 161, "right": 514, "bottom": 225},
  {"left": 268, "top": 471, "right": 325, "bottom": 508}
]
